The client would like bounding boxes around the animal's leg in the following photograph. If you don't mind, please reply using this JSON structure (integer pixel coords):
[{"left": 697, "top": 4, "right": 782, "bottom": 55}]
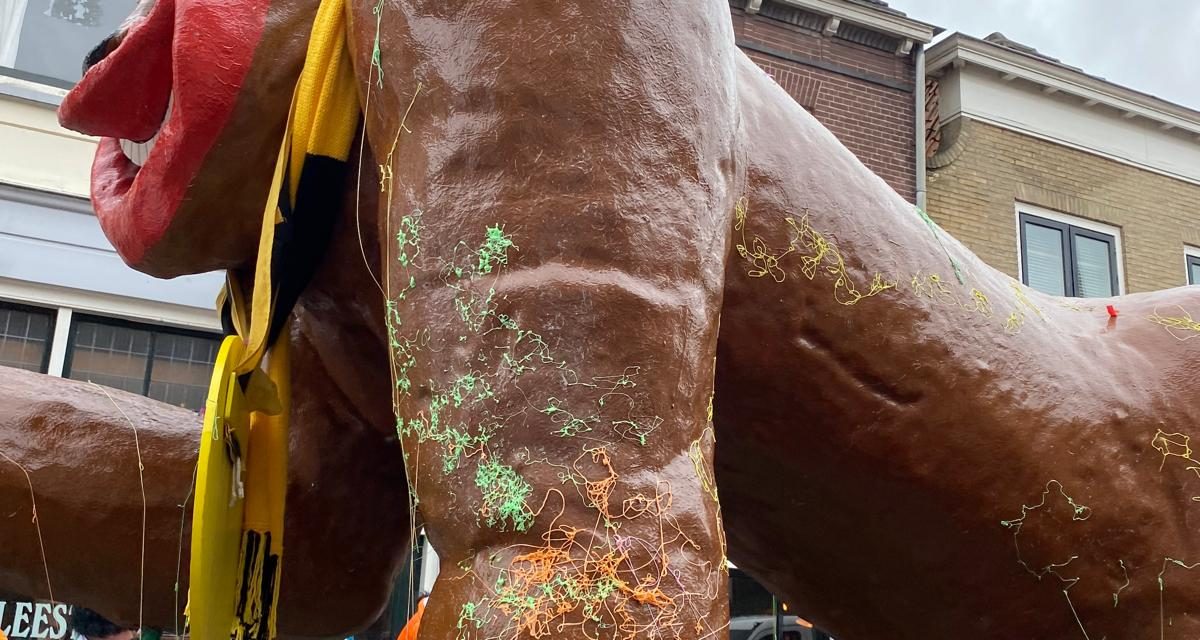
[
  {"left": 0, "top": 367, "right": 199, "bottom": 627},
  {"left": 0, "top": 361, "right": 411, "bottom": 637},
  {"left": 356, "top": 1, "right": 741, "bottom": 637},
  {"left": 712, "top": 54, "right": 1200, "bottom": 639}
]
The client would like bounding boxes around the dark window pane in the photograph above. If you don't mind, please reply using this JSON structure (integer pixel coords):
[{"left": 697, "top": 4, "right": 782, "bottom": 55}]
[
  {"left": 1073, "top": 234, "right": 1115, "bottom": 298},
  {"left": 66, "top": 316, "right": 218, "bottom": 409},
  {"left": 0, "top": 304, "right": 53, "bottom": 373},
  {"left": 3, "top": 0, "right": 139, "bottom": 84},
  {"left": 1189, "top": 257, "right": 1199, "bottom": 285},
  {"left": 730, "top": 566, "right": 774, "bottom": 640},
  {"left": 149, "top": 332, "right": 219, "bottom": 411},
  {"left": 66, "top": 320, "right": 151, "bottom": 395},
  {"left": 731, "top": 568, "right": 775, "bottom": 619},
  {"left": 1023, "top": 222, "right": 1067, "bottom": 296}
]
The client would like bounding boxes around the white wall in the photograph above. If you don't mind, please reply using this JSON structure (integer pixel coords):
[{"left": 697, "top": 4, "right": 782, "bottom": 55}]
[
  {"left": 0, "top": 79, "right": 93, "bottom": 197},
  {"left": 946, "top": 66, "right": 1200, "bottom": 185},
  {"left": 0, "top": 189, "right": 222, "bottom": 313},
  {"left": 0, "top": 85, "right": 222, "bottom": 330}
]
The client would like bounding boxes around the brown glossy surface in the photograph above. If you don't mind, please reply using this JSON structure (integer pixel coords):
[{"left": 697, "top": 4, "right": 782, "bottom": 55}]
[
  {"left": 717, "top": 57, "right": 1200, "bottom": 638},
  {"left": 11, "top": 0, "right": 1197, "bottom": 637},
  {"left": 346, "top": 2, "right": 737, "bottom": 638},
  {"left": 1, "top": 165, "right": 410, "bottom": 637}
]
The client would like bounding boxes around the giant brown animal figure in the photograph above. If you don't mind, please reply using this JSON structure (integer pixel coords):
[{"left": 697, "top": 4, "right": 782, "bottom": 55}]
[{"left": 0, "top": 0, "right": 1197, "bottom": 638}]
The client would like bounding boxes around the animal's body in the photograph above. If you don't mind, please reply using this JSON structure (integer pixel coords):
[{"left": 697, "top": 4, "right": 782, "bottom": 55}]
[{"left": 1, "top": 1, "right": 1198, "bottom": 638}]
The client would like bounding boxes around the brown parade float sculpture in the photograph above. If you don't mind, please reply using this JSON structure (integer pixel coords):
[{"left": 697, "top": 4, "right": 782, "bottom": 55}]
[{"left": 1, "top": 0, "right": 1198, "bottom": 638}]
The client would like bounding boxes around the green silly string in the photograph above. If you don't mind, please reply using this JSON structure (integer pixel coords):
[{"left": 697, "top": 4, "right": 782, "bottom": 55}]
[
  {"left": 915, "top": 205, "right": 965, "bottom": 285},
  {"left": 370, "top": 0, "right": 385, "bottom": 88},
  {"left": 477, "top": 225, "right": 516, "bottom": 275},
  {"left": 475, "top": 457, "right": 534, "bottom": 532},
  {"left": 457, "top": 601, "right": 485, "bottom": 640}
]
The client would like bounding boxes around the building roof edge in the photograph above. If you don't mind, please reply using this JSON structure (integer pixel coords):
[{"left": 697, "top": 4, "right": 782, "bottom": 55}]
[{"left": 928, "top": 33, "right": 1200, "bottom": 135}]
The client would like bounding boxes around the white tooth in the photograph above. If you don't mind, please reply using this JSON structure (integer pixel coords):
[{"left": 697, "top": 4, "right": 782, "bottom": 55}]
[
  {"left": 117, "top": 92, "right": 171, "bottom": 168},
  {"left": 119, "top": 138, "right": 142, "bottom": 167},
  {"left": 144, "top": 127, "right": 160, "bottom": 155}
]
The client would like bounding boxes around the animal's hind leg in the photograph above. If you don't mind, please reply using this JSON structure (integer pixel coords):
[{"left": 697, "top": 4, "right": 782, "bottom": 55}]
[
  {"left": 354, "top": 0, "right": 742, "bottom": 637},
  {"left": 0, "top": 363, "right": 411, "bottom": 637}
]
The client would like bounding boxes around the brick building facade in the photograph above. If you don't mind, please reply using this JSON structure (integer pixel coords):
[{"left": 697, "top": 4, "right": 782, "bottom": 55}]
[
  {"left": 729, "top": 0, "right": 937, "bottom": 202},
  {"left": 928, "top": 118, "right": 1200, "bottom": 292},
  {"left": 926, "top": 33, "right": 1200, "bottom": 294}
]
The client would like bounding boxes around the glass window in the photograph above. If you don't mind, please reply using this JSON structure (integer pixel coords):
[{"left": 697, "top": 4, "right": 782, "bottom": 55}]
[
  {"left": 0, "top": 302, "right": 54, "bottom": 373},
  {"left": 65, "top": 316, "right": 219, "bottom": 411},
  {"left": 1188, "top": 254, "right": 1199, "bottom": 286},
  {"left": 148, "top": 332, "right": 220, "bottom": 411},
  {"left": 1022, "top": 221, "right": 1067, "bottom": 296},
  {"left": 1071, "top": 231, "right": 1117, "bottom": 298},
  {"left": 1020, "top": 213, "right": 1119, "bottom": 298},
  {"left": 1, "top": 0, "right": 138, "bottom": 86}
]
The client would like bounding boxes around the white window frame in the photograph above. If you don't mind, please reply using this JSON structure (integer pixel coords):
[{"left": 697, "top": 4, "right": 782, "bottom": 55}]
[
  {"left": 1014, "top": 202, "right": 1126, "bottom": 296},
  {"left": 46, "top": 307, "right": 71, "bottom": 376},
  {"left": 0, "top": 279, "right": 220, "bottom": 380},
  {"left": 1186, "top": 245, "right": 1200, "bottom": 285}
]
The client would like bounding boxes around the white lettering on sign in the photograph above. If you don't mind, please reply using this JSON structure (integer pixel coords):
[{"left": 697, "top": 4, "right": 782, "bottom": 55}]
[{"left": 0, "top": 602, "right": 71, "bottom": 640}]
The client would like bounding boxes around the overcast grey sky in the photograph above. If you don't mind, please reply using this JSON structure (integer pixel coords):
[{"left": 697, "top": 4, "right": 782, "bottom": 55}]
[{"left": 885, "top": 0, "right": 1200, "bottom": 110}]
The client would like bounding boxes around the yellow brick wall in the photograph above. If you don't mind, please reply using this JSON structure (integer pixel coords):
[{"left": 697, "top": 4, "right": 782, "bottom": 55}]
[{"left": 926, "top": 117, "right": 1200, "bottom": 293}]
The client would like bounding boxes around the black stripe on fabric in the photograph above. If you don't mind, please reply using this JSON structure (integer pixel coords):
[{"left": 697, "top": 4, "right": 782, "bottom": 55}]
[
  {"left": 220, "top": 297, "right": 236, "bottom": 337},
  {"left": 267, "top": 153, "right": 348, "bottom": 346},
  {"left": 235, "top": 530, "right": 261, "bottom": 618},
  {"left": 257, "top": 534, "right": 280, "bottom": 640}
]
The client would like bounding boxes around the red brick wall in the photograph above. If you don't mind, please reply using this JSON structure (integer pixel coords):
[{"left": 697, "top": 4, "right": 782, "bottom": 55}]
[{"left": 732, "top": 8, "right": 917, "bottom": 202}]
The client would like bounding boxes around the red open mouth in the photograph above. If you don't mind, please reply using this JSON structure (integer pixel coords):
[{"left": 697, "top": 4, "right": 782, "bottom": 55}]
[{"left": 58, "top": 0, "right": 271, "bottom": 268}]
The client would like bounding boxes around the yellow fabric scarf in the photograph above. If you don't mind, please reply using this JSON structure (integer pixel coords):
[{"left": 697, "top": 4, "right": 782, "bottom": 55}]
[{"left": 188, "top": 0, "right": 358, "bottom": 637}]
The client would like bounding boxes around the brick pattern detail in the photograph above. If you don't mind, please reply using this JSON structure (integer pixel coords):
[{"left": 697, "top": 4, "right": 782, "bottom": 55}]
[
  {"left": 925, "top": 78, "right": 941, "bottom": 157},
  {"left": 927, "top": 118, "right": 1200, "bottom": 292},
  {"left": 732, "top": 8, "right": 917, "bottom": 201}
]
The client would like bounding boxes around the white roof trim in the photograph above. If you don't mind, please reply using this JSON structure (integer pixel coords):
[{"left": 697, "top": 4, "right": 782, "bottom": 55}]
[
  {"left": 929, "top": 34, "right": 1200, "bottom": 137},
  {"left": 0, "top": 278, "right": 220, "bottom": 331},
  {"left": 773, "top": 0, "right": 938, "bottom": 43},
  {"left": 0, "top": 183, "right": 91, "bottom": 215}
]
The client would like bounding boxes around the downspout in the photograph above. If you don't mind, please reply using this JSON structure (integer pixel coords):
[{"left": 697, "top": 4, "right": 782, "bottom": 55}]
[{"left": 914, "top": 43, "right": 927, "bottom": 211}]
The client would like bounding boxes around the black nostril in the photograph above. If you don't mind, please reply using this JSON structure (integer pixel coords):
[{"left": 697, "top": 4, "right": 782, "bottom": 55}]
[{"left": 82, "top": 32, "right": 120, "bottom": 75}]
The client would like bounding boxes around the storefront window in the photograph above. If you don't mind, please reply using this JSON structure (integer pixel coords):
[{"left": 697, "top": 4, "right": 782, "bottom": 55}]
[
  {"left": 65, "top": 315, "right": 219, "bottom": 411},
  {"left": 1, "top": 0, "right": 137, "bottom": 86},
  {"left": 0, "top": 302, "right": 54, "bottom": 373}
]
